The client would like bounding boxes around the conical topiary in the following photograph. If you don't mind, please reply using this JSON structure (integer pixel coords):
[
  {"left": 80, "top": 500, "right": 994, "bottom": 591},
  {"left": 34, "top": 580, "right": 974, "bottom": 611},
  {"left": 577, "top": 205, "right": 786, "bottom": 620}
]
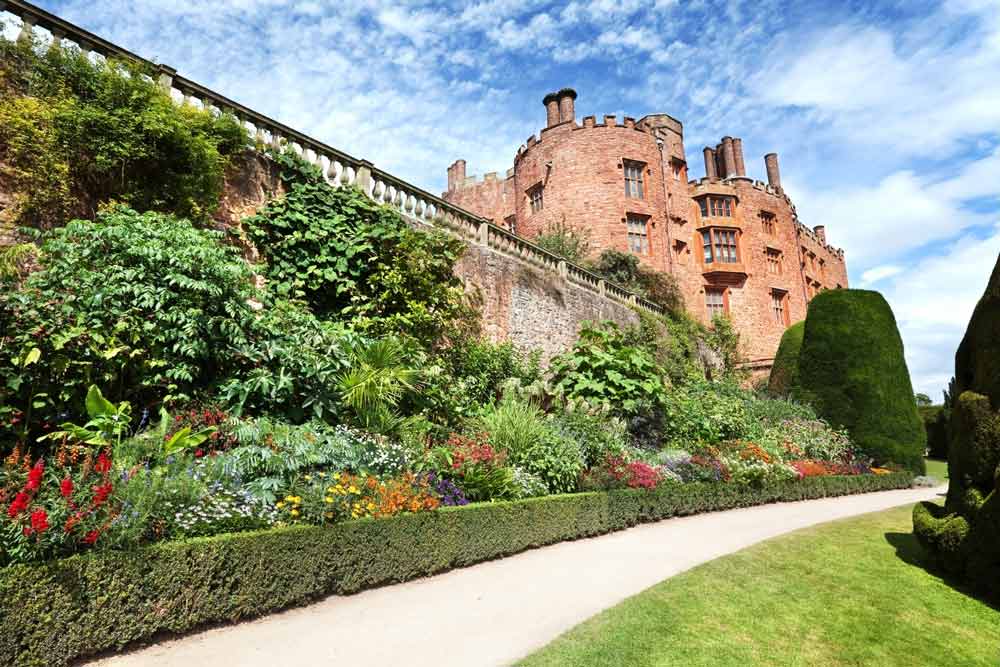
[
  {"left": 914, "top": 251, "right": 1000, "bottom": 597},
  {"left": 793, "top": 289, "right": 925, "bottom": 473}
]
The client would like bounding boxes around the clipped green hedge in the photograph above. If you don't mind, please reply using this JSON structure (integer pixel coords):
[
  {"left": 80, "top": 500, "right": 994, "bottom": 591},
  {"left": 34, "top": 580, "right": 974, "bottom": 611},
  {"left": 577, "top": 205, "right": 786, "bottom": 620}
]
[
  {"left": 0, "top": 473, "right": 912, "bottom": 667},
  {"left": 767, "top": 320, "right": 804, "bottom": 396},
  {"left": 794, "top": 289, "right": 926, "bottom": 473}
]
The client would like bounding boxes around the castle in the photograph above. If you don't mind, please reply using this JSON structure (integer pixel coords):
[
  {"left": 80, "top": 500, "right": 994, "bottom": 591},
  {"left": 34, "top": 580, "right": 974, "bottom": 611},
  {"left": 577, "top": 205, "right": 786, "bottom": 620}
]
[{"left": 443, "top": 88, "right": 849, "bottom": 371}]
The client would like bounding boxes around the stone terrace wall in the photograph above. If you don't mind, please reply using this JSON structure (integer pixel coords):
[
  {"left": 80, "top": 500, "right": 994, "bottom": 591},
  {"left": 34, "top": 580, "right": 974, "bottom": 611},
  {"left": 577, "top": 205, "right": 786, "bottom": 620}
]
[{"left": 456, "top": 240, "right": 639, "bottom": 362}]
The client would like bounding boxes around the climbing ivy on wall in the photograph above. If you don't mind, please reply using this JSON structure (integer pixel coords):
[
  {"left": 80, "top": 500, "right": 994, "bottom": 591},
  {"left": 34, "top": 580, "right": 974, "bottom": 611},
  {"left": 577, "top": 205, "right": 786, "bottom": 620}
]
[
  {"left": 0, "top": 36, "right": 247, "bottom": 228},
  {"left": 243, "top": 151, "right": 474, "bottom": 348}
]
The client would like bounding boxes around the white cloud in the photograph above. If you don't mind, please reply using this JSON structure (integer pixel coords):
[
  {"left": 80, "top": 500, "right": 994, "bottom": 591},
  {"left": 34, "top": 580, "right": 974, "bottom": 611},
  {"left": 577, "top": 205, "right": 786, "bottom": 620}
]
[
  {"left": 876, "top": 225, "right": 1000, "bottom": 397},
  {"left": 789, "top": 147, "right": 1000, "bottom": 270},
  {"left": 859, "top": 265, "right": 903, "bottom": 287}
]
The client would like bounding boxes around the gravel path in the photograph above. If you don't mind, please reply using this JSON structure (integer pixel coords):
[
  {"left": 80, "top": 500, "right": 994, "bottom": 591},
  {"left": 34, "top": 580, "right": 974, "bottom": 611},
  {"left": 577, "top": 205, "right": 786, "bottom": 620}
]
[{"left": 87, "top": 485, "right": 943, "bottom": 667}]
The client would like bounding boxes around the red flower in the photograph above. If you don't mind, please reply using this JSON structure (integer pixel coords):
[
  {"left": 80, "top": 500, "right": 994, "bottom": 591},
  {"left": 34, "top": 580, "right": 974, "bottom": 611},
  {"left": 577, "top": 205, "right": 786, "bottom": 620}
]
[
  {"left": 82, "top": 530, "right": 100, "bottom": 545},
  {"left": 60, "top": 477, "right": 74, "bottom": 498},
  {"left": 26, "top": 460, "right": 44, "bottom": 491},
  {"left": 29, "top": 508, "right": 49, "bottom": 534},
  {"left": 94, "top": 452, "right": 112, "bottom": 473},
  {"left": 92, "top": 482, "right": 113, "bottom": 507},
  {"left": 7, "top": 491, "right": 30, "bottom": 517},
  {"left": 194, "top": 449, "right": 204, "bottom": 458}
]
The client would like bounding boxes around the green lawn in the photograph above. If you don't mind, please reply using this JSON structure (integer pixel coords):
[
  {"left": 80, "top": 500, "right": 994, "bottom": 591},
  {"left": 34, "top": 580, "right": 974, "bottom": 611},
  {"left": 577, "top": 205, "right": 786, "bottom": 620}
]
[
  {"left": 925, "top": 458, "right": 949, "bottom": 479},
  {"left": 518, "top": 504, "right": 999, "bottom": 667}
]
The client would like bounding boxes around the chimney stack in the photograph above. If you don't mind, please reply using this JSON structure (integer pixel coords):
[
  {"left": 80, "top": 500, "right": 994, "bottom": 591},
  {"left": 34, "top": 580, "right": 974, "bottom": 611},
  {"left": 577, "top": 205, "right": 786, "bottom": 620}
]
[
  {"left": 721, "top": 137, "right": 736, "bottom": 178},
  {"left": 814, "top": 225, "right": 826, "bottom": 244},
  {"left": 732, "top": 137, "right": 746, "bottom": 177},
  {"left": 557, "top": 88, "right": 577, "bottom": 124},
  {"left": 453, "top": 159, "right": 466, "bottom": 188},
  {"left": 447, "top": 163, "right": 455, "bottom": 191},
  {"left": 765, "top": 153, "right": 781, "bottom": 188},
  {"left": 543, "top": 92, "right": 560, "bottom": 128},
  {"left": 703, "top": 147, "right": 718, "bottom": 180}
]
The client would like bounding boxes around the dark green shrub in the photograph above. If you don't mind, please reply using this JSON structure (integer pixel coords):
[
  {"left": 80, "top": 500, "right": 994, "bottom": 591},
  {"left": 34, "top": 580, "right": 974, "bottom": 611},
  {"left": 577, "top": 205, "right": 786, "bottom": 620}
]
[
  {"left": 533, "top": 218, "right": 591, "bottom": 263},
  {"left": 0, "top": 38, "right": 246, "bottom": 227},
  {"left": 768, "top": 320, "right": 804, "bottom": 395},
  {"left": 793, "top": 289, "right": 925, "bottom": 473},
  {"left": 0, "top": 471, "right": 913, "bottom": 667},
  {"left": 913, "top": 255, "right": 1000, "bottom": 597}
]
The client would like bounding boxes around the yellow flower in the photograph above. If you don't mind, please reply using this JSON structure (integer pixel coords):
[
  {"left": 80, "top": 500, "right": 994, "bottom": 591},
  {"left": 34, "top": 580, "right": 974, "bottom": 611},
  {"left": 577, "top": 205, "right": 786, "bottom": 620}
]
[
  {"left": 366, "top": 502, "right": 375, "bottom": 511},
  {"left": 284, "top": 495, "right": 295, "bottom": 502},
  {"left": 333, "top": 472, "right": 341, "bottom": 481},
  {"left": 325, "top": 497, "right": 334, "bottom": 504},
  {"left": 319, "top": 472, "right": 327, "bottom": 478},
  {"left": 292, "top": 496, "right": 302, "bottom": 504},
  {"left": 276, "top": 501, "right": 285, "bottom": 509},
  {"left": 324, "top": 512, "right": 333, "bottom": 519},
  {"left": 290, "top": 509, "right": 300, "bottom": 517},
  {"left": 304, "top": 474, "right": 312, "bottom": 481},
  {"left": 348, "top": 485, "right": 359, "bottom": 494}
]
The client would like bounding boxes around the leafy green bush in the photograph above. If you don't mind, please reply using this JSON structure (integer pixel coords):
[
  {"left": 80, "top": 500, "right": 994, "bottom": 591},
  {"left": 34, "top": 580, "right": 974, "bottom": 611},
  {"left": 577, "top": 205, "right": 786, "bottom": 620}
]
[
  {"left": 478, "top": 398, "right": 583, "bottom": 494},
  {"left": 0, "top": 38, "right": 246, "bottom": 227},
  {"left": 588, "top": 249, "right": 684, "bottom": 313},
  {"left": 660, "top": 381, "right": 753, "bottom": 447},
  {"left": 0, "top": 207, "right": 259, "bottom": 440},
  {"left": 793, "top": 289, "right": 926, "bottom": 473},
  {"left": 218, "top": 300, "right": 358, "bottom": 423},
  {"left": 768, "top": 321, "right": 804, "bottom": 395},
  {"left": 549, "top": 321, "right": 667, "bottom": 417},
  {"left": 550, "top": 401, "right": 630, "bottom": 467},
  {"left": 243, "top": 151, "right": 471, "bottom": 347},
  {"left": 919, "top": 405, "right": 950, "bottom": 460},
  {"left": 533, "top": 218, "right": 592, "bottom": 263},
  {"left": 0, "top": 471, "right": 914, "bottom": 667}
]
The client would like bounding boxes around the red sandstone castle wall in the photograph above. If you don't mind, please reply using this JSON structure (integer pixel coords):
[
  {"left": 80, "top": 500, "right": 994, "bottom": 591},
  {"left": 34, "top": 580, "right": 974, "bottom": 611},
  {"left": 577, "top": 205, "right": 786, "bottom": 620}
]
[{"left": 443, "top": 89, "right": 849, "bottom": 371}]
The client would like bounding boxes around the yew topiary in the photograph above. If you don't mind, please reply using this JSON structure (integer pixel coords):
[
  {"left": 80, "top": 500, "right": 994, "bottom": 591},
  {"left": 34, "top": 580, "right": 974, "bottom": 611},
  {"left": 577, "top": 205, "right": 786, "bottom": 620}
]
[
  {"left": 767, "top": 320, "right": 804, "bottom": 396},
  {"left": 913, "top": 252, "right": 1000, "bottom": 597},
  {"left": 793, "top": 289, "right": 925, "bottom": 473}
]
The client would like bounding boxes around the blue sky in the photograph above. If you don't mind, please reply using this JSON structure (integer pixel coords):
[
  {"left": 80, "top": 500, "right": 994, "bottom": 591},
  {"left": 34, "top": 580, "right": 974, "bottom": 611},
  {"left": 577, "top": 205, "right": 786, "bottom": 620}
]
[{"left": 6, "top": 0, "right": 1000, "bottom": 399}]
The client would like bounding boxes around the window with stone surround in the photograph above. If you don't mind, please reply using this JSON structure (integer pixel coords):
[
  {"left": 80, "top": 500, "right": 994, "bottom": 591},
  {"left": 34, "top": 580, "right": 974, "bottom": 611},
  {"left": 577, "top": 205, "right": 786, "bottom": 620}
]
[
  {"left": 771, "top": 289, "right": 789, "bottom": 326},
  {"left": 627, "top": 214, "right": 650, "bottom": 254},
  {"left": 671, "top": 160, "right": 684, "bottom": 182},
  {"left": 624, "top": 160, "right": 645, "bottom": 198},
  {"left": 705, "top": 288, "right": 727, "bottom": 319},
  {"left": 699, "top": 196, "right": 733, "bottom": 218},
  {"left": 760, "top": 211, "right": 776, "bottom": 235},
  {"left": 766, "top": 248, "right": 782, "bottom": 274},
  {"left": 528, "top": 184, "right": 543, "bottom": 213},
  {"left": 701, "top": 228, "right": 739, "bottom": 264}
]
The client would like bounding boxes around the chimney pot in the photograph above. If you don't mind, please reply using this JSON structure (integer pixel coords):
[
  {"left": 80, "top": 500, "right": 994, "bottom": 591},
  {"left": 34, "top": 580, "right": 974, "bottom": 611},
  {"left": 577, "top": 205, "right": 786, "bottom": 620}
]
[
  {"left": 721, "top": 136, "right": 736, "bottom": 178},
  {"left": 814, "top": 225, "right": 826, "bottom": 244},
  {"left": 703, "top": 147, "right": 718, "bottom": 180},
  {"left": 765, "top": 153, "right": 781, "bottom": 189},
  {"left": 543, "top": 92, "right": 560, "bottom": 128},
  {"left": 732, "top": 137, "right": 746, "bottom": 177},
  {"left": 557, "top": 87, "right": 577, "bottom": 124}
]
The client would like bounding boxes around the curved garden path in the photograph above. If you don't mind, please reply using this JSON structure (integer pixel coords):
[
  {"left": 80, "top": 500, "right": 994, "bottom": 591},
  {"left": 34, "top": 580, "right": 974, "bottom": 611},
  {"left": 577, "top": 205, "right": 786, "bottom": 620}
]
[{"left": 87, "top": 485, "right": 943, "bottom": 667}]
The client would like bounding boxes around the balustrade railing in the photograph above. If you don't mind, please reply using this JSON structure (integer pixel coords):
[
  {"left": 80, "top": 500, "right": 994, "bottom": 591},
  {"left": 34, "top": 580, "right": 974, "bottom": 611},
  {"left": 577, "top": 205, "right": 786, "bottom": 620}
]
[{"left": 0, "top": 0, "right": 664, "bottom": 316}]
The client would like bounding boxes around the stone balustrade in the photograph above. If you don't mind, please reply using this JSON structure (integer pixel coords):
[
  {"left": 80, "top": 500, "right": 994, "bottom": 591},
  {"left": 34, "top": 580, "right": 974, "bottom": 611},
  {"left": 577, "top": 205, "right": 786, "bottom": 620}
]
[{"left": 0, "top": 0, "right": 664, "bottom": 316}]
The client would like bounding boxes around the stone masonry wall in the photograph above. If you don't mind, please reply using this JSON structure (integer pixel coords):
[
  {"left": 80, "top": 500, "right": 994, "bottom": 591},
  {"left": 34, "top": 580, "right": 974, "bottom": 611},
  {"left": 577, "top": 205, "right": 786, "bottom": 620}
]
[{"left": 455, "top": 240, "right": 639, "bottom": 362}]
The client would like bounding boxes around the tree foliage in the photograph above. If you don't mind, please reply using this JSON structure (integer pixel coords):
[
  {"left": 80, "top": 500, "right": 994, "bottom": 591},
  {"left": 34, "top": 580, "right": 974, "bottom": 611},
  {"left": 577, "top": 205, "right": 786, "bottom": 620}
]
[
  {"left": 768, "top": 321, "right": 804, "bottom": 396},
  {"left": 0, "top": 37, "right": 247, "bottom": 227},
  {"left": 588, "top": 249, "right": 685, "bottom": 314},
  {"left": 243, "top": 151, "right": 472, "bottom": 347}
]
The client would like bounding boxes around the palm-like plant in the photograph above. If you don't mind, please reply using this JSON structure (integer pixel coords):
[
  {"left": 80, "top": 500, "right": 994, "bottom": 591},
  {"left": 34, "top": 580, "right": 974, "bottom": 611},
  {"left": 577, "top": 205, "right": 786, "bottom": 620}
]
[{"left": 337, "top": 338, "right": 421, "bottom": 433}]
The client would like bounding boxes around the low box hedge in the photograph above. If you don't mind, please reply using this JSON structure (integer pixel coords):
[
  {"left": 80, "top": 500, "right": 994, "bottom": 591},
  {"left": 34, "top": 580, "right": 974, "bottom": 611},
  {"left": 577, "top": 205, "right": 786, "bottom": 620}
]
[{"left": 0, "top": 472, "right": 912, "bottom": 666}]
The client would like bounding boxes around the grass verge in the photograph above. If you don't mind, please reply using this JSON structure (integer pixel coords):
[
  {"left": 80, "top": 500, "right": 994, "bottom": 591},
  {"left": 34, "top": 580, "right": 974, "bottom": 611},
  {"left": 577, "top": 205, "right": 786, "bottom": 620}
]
[
  {"left": 518, "top": 503, "right": 1000, "bottom": 667},
  {"left": 924, "top": 458, "right": 948, "bottom": 480}
]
